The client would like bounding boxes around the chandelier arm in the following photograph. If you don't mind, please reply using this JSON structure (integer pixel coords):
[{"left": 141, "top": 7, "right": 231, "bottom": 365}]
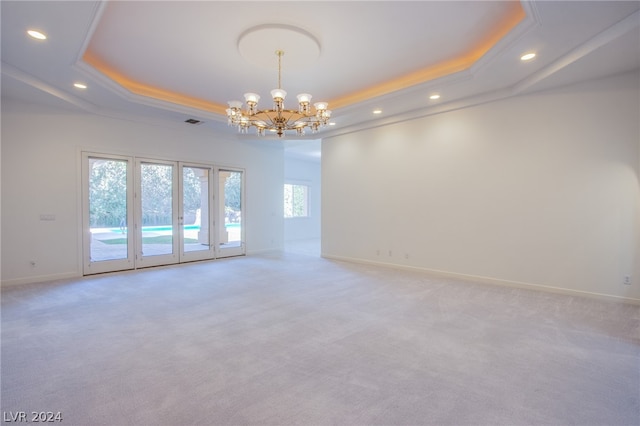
[
  {"left": 281, "top": 110, "right": 304, "bottom": 129},
  {"left": 253, "top": 110, "right": 277, "bottom": 127}
]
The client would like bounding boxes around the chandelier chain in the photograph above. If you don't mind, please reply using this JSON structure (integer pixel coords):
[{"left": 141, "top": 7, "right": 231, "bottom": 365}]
[{"left": 276, "top": 50, "right": 283, "bottom": 89}]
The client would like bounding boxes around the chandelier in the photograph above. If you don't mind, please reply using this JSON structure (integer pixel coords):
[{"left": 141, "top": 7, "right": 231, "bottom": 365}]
[{"left": 226, "top": 50, "right": 331, "bottom": 137}]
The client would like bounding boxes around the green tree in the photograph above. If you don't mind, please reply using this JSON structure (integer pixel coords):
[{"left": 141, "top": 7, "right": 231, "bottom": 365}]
[
  {"left": 89, "top": 159, "right": 127, "bottom": 227},
  {"left": 140, "top": 163, "right": 173, "bottom": 226},
  {"left": 182, "top": 167, "right": 203, "bottom": 224},
  {"left": 224, "top": 172, "right": 242, "bottom": 222},
  {"left": 89, "top": 161, "right": 213, "bottom": 228},
  {"left": 284, "top": 184, "right": 308, "bottom": 217}
]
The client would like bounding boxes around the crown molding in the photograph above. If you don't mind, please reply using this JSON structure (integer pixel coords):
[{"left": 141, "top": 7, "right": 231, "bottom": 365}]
[
  {"left": 1, "top": 62, "right": 99, "bottom": 113},
  {"left": 512, "top": 8, "right": 640, "bottom": 95}
]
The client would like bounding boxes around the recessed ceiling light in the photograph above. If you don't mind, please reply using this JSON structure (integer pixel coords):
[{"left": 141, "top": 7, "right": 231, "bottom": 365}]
[
  {"left": 429, "top": 94, "right": 441, "bottom": 100},
  {"left": 27, "top": 30, "right": 47, "bottom": 40},
  {"left": 73, "top": 83, "right": 87, "bottom": 89},
  {"left": 373, "top": 109, "right": 382, "bottom": 114},
  {"left": 329, "top": 122, "right": 336, "bottom": 126},
  {"left": 520, "top": 52, "right": 536, "bottom": 61}
]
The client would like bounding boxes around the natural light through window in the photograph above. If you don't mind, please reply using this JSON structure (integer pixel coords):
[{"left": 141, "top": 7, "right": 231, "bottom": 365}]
[{"left": 284, "top": 184, "right": 309, "bottom": 218}]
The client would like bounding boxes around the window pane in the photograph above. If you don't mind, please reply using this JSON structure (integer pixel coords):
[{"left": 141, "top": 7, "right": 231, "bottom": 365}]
[
  {"left": 89, "top": 158, "right": 128, "bottom": 261},
  {"left": 141, "top": 163, "right": 174, "bottom": 257},
  {"left": 293, "top": 185, "right": 305, "bottom": 216},
  {"left": 220, "top": 170, "right": 243, "bottom": 248},
  {"left": 183, "top": 166, "right": 210, "bottom": 253},
  {"left": 284, "top": 184, "right": 293, "bottom": 218}
]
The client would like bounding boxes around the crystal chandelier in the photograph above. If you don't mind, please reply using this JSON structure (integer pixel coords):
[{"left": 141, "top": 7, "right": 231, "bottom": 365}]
[{"left": 227, "top": 50, "right": 331, "bottom": 137}]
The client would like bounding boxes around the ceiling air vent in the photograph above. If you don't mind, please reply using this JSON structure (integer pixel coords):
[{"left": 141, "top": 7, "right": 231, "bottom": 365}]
[{"left": 184, "top": 118, "right": 202, "bottom": 125}]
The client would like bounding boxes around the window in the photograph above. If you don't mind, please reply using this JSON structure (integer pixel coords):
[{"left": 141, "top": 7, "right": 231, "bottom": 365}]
[{"left": 284, "top": 183, "right": 309, "bottom": 218}]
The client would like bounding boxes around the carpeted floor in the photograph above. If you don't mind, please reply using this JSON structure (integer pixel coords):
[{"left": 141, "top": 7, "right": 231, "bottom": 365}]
[{"left": 2, "top": 249, "right": 639, "bottom": 425}]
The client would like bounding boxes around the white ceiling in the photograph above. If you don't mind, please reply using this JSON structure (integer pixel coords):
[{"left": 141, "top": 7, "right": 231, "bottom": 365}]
[{"left": 2, "top": 0, "right": 639, "bottom": 159}]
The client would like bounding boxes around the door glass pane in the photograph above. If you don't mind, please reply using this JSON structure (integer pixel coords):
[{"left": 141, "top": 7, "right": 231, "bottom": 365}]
[
  {"left": 141, "top": 163, "right": 174, "bottom": 257},
  {"left": 219, "top": 170, "right": 242, "bottom": 248},
  {"left": 88, "top": 158, "right": 129, "bottom": 262},
  {"left": 183, "top": 166, "right": 210, "bottom": 253}
]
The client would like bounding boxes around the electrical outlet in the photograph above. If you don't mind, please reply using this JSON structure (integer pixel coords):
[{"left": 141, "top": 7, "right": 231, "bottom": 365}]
[
  {"left": 623, "top": 275, "right": 632, "bottom": 285},
  {"left": 388, "top": 250, "right": 392, "bottom": 257}
]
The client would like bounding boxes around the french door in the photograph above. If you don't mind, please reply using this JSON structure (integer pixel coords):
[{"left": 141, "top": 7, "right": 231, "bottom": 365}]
[
  {"left": 83, "top": 153, "right": 244, "bottom": 275},
  {"left": 83, "top": 154, "right": 135, "bottom": 275},
  {"left": 217, "top": 169, "right": 244, "bottom": 258},
  {"left": 136, "top": 159, "right": 179, "bottom": 267},
  {"left": 181, "top": 163, "right": 216, "bottom": 262}
]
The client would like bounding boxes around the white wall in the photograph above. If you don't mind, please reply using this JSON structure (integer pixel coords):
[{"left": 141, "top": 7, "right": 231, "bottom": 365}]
[
  {"left": 322, "top": 71, "right": 640, "bottom": 302},
  {"left": 1, "top": 100, "right": 284, "bottom": 285},
  {"left": 284, "top": 156, "right": 321, "bottom": 241}
]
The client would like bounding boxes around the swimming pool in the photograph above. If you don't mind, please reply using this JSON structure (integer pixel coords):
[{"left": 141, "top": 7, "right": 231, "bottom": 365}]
[{"left": 110, "top": 223, "right": 241, "bottom": 233}]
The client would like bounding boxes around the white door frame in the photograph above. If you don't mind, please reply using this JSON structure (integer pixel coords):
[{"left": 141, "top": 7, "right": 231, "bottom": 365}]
[
  {"left": 82, "top": 152, "right": 135, "bottom": 275},
  {"left": 179, "top": 162, "right": 216, "bottom": 263},
  {"left": 135, "top": 158, "right": 180, "bottom": 269},
  {"left": 216, "top": 167, "right": 246, "bottom": 258}
]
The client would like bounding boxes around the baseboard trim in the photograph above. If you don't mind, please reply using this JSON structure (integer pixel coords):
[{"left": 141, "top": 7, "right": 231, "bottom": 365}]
[
  {"left": 1, "top": 271, "right": 82, "bottom": 288},
  {"left": 321, "top": 253, "right": 640, "bottom": 305},
  {"left": 1, "top": 253, "right": 269, "bottom": 287}
]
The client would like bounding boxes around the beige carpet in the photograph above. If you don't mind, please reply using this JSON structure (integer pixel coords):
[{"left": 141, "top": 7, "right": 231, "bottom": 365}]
[{"left": 2, "top": 250, "right": 639, "bottom": 425}]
